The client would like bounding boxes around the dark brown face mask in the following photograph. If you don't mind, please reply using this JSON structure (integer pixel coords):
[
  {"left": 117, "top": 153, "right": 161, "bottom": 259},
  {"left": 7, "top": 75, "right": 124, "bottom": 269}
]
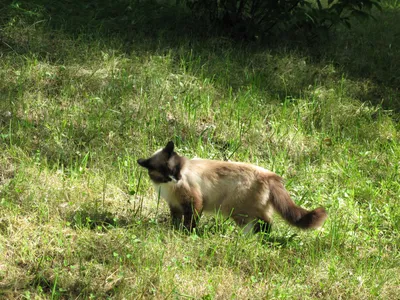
[{"left": 137, "top": 141, "right": 182, "bottom": 184}]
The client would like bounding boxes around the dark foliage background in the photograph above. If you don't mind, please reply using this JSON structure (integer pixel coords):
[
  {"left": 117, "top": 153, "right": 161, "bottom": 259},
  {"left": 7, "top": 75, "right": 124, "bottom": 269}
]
[{"left": 185, "top": 0, "right": 381, "bottom": 38}]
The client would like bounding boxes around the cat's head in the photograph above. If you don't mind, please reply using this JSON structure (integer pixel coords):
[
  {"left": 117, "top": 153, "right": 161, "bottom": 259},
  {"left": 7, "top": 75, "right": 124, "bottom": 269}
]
[{"left": 137, "top": 141, "right": 183, "bottom": 184}]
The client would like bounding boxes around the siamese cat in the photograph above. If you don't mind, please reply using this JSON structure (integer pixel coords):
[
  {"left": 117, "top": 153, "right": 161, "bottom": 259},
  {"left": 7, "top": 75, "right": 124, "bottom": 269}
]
[{"left": 137, "top": 141, "right": 327, "bottom": 233}]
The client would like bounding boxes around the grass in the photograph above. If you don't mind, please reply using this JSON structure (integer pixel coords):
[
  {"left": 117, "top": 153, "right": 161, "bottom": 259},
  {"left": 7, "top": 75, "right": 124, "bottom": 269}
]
[{"left": 0, "top": 0, "right": 399, "bottom": 298}]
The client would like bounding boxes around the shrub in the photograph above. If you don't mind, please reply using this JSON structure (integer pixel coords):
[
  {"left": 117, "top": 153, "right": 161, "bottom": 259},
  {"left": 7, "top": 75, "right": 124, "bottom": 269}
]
[{"left": 185, "top": 0, "right": 382, "bottom": 38}]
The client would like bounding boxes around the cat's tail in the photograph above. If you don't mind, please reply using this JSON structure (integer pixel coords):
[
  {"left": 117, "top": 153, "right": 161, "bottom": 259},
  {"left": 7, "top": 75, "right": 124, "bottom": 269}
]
[{"left": 268, "top": 175, "right": 327, "bottom": 229}]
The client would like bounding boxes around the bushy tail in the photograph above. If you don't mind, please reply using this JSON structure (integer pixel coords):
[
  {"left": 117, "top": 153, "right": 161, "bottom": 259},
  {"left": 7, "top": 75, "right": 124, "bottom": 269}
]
[{"left": 268, "top": 176, "right": 327, "bottom": 229}]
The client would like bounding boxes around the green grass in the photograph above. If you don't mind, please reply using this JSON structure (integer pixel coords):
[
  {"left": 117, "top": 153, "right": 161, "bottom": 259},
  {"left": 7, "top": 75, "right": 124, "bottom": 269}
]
[{"left": 0, "top": 0, "right": 399, "bottom": 298}]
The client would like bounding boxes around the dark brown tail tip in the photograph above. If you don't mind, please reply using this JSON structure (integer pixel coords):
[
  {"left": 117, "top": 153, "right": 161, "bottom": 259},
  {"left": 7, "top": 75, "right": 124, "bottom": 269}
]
[{"left": 296, "top": 207, "right": 328, "bottom": 229}]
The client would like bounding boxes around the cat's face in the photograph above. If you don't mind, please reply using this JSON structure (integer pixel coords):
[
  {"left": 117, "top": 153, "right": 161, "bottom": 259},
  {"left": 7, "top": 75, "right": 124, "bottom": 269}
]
[{"left": 137, "top": 141, "right": 182, "bottom": 184}]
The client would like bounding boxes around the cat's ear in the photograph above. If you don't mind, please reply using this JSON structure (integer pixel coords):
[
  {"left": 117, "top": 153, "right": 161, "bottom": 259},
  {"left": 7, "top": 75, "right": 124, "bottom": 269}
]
[
  {"left": 163, "top": 141, "right": 174, "bottom": 156},
  {"left": 137, "top": 158, "right": 150, "bottom": 169}
]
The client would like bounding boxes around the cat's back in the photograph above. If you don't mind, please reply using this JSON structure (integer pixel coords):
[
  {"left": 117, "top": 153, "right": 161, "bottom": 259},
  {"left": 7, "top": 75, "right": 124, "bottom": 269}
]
[
  {"left": 182, "top": 158, "right": 274, "bottom": 212},
  {"left": 183, "top": 158, "right": 273, "bottom": 187}
]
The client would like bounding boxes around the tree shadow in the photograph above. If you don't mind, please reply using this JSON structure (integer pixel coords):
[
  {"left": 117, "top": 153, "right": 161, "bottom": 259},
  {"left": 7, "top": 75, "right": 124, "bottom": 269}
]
[
  {"left": 299, "top": 7, "right": 400, "bottom": 112},
  {"left": 2, "top": 0, "right": 399, "bottom": 112}
]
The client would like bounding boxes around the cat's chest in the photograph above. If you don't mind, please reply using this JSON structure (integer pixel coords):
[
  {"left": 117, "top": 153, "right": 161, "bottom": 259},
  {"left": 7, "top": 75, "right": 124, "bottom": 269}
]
[{"left": 152, "top": 182, "right": 180, "bottom": 207}]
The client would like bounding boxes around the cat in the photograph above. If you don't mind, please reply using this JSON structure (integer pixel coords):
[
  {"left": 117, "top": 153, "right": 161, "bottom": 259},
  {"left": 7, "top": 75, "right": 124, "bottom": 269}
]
[{"left": 137, "top": 141, "right": 327, "bottom": 233}]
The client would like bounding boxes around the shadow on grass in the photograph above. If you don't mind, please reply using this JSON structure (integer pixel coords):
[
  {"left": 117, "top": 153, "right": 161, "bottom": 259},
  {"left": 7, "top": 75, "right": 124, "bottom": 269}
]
[
  {"left": 175, "top": 217, "right": 300, "bottom": 248},
  {"left": 65, "top": 205, "right": 172, "bottom": 231},
  {"left": 260, "top": 233, "right": 299, "bottom": 247},
  {"left": 64, "top": 205, "right": 318, "bottom": 250},
  {"left": 67, "top": 208, "right": 132, "bottom": 230},
  {"left": 1, "top": 0, "right": 399, "bottom": 111}
]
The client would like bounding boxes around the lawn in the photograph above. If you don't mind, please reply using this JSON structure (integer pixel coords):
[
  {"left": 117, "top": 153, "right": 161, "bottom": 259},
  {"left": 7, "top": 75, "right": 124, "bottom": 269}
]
[{"left": 0, "top": 0, "right": 399, "bottom": 298}]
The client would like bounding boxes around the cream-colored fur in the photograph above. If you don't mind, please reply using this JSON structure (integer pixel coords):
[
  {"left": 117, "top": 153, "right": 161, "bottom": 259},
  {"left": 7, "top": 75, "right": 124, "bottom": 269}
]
[{"left": 154, "top": 159, "right": 276, "bottom": 226}]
